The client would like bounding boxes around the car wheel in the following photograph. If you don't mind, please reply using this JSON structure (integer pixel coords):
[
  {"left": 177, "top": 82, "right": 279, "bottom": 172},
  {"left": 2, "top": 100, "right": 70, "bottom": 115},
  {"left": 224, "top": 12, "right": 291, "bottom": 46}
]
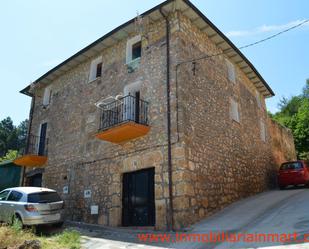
[{"left": 52, "top": 221, "right": 64, "bottom": 228}]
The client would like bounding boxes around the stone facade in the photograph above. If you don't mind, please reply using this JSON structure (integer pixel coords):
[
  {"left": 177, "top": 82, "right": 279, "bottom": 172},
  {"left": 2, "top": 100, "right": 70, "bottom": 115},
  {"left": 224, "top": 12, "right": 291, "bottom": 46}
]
[
  {"left": 24, "top": 7, "right": 296, "bottom": 230},
  {"left": 268, "top": 118, "right": 296, "bottom": 166}
]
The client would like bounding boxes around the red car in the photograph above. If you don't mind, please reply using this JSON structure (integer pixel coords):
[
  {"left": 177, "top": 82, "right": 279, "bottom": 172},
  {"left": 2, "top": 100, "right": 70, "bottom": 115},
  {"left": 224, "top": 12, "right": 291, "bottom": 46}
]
[{"left": 278, "top": 161, "right": 309, "bottom": 189}]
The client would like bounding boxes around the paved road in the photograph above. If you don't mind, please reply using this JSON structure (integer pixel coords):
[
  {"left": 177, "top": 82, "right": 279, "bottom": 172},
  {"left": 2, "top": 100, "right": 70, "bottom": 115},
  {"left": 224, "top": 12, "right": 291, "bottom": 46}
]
[
  {"left": 73, "top": 188, "right": 309, "bottom": 249},
  {"left": 175, "top": 188, "right": 309, "bottom": 249}
]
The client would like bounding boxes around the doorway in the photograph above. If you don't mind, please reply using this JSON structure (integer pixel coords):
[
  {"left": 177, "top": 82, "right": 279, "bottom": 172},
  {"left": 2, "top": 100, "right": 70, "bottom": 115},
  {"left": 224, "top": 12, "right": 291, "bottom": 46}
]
[{"left": 122, "top": 168, "right": 155, "bottom": 226}]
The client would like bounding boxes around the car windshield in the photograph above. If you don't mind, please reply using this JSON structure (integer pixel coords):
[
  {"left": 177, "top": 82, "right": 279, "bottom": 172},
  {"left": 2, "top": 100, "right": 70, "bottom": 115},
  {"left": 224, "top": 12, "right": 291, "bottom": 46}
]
[
  {"left": 27, "top": 191, "right": 61, "bottom": 203},
  {"left": 280, "top": 162, "right": 303, "bottom": 170}
]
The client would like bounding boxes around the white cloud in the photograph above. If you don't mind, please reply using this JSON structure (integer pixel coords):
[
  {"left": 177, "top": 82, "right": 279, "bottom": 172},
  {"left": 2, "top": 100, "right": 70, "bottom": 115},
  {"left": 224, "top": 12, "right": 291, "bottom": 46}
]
[{"left": 226, "top": 19, "right": 309, "bottom": 38}]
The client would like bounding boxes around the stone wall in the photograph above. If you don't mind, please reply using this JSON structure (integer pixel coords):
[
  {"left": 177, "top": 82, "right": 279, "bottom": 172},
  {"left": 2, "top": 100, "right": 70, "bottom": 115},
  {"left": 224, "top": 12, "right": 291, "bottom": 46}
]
[
  {"left": 25, "top": 9, "right": 296, "bottom": 231},
  {"left": 169, "top": 12, "right": 279, "bottom": 228},
  {"left": 268, "top": 118, "right": 297, "bottom": 167},
  {"left": 28, "top": 14, "right": 185, "bottom": 230}
]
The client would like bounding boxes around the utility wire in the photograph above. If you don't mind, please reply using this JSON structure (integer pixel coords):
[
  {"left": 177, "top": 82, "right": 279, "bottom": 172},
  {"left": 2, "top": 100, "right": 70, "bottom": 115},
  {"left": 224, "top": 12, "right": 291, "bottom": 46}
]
[{"left": 177, "top": 19, "right": 309, "bottom": 65}]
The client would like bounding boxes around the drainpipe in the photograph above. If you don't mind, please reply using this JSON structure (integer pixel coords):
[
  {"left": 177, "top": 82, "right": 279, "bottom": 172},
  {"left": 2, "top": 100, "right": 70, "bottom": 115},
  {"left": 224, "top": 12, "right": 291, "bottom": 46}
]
[
  {"left": 159, "top": 7, "right": 174, "bottom": 231},
  {"left": 21, "top": 95, "right": 35, "bottom": 186}
]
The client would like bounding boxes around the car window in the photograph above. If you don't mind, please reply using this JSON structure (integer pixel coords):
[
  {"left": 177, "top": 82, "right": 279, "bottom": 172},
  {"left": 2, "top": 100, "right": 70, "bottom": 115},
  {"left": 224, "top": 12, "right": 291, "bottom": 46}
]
[
  {"left": 280, "top": 162, "right": 303, "bottom": 170},
  {"left": 0, "top": 190, "right": 10, "bottom": 201},
  {"left": 7, "top": 191, "right": 23, "bottom": 202},
  {"left": 28, "top": 191, "right": 61, "bottom": 203}
]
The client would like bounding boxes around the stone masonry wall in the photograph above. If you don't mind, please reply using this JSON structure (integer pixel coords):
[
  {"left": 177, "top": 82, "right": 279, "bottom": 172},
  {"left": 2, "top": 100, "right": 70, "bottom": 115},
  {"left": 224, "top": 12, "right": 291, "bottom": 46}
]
[
  {"left": 169, "top": 12, "right": 279, "bottom": 228},
  {"left": 28, "top": 14, "right": 185, "bottom": 230},
  {"left": 25, "top": 9, "right": 296, "bottom": 231},
  {"left": 268, "top": 118, "right": 297, "bottom": 167}
]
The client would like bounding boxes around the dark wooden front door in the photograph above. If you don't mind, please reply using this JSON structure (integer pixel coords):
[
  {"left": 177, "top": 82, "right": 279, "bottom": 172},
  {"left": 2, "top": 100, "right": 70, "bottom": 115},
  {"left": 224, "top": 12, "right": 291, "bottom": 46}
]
[
  {"left": 122, "top": 168, "right": 155, "bottom": 226},
  {"left": 38, "top": 123, "right": 47, "bottom": 156}
]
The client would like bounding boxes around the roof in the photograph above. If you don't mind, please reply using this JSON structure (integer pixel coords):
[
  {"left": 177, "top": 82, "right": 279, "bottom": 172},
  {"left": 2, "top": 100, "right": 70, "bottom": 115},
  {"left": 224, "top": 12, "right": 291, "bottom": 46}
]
[
  {"left": 4, "top": 187, "right": 56, "bottom": 194},
  {"left": 21, "top": 0, "right": 274, "bottom": 98}
]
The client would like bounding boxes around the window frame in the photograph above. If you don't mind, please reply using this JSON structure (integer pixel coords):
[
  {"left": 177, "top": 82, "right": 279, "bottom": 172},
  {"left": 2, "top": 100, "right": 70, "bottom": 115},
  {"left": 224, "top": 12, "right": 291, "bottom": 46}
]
[
  {"left": 42, "top": 86, "right": 52, "bottom": 107},
  {"left": 226, "top": 59, "right": 236, "bottom": 84},
  {"left": 88, "top": 56, "right": 103, "bottom": 83},
  {"left": 260, "top": 119, "right": 266, "bottom": 142},
  {"left": 126, "top": 35, "right": 142, "bottom": 64},
  {"left": 230, "top": 98, "right": 240, "bottom": 123},
  {"left": 256, "top": 90, "right": 262, "bottom": 109}
]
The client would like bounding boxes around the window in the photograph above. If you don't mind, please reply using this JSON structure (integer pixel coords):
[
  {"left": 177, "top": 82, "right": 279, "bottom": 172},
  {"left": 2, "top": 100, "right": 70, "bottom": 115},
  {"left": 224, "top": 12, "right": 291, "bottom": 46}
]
[
  {"left": 230, "top": 99, "right": 240, "bottom": 123},
  {"left": 126, "top": 35, "right": 142, "bottom": 64},
  {"left": 226, "top": 59, "right": 236, "bottom": 83},
  {"left": 28, "top": 191, "right": 61, "bottom": 203},
  {"left": 260, "top": 119, "right": 266, "bottom": 142},
  {"left": 132, "top": 41, "right": 142, "bottom": 60},
  {"left": 96, "top": 62, "right": 102, "bottom": 78},
  {"left": 0, "top": 190, "right": 10, "bottom": 201},
  {"left": 7, "top": 191, "right": 23, "bottom": 202},
  {"left": 43, "top": 86, "right": 52, "bottom": 106},
  {"left": 256, "top": 90, "right": 262, "bottom": 108},
  {"left": 280, "top": 162, "right": 303, "bottom": 170},
  {"left": 89, "top": 56, "right": 102, "bottom": 82}
]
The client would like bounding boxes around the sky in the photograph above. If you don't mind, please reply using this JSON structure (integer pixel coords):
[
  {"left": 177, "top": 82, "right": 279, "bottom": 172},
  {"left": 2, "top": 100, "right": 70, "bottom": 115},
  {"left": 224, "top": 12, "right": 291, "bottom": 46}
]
[{"left": 0, "top": 0, "right": 308, "bottom": 125}]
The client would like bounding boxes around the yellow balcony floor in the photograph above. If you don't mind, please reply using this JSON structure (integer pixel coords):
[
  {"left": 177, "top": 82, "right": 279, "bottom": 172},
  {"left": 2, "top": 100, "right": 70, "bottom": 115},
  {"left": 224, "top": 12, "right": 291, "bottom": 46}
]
[
  {"left": 14, "top": 155, "right": 47, "bottom": 167},
  {"left": 96, "top": 121, "right": 150, "bottom": 143}
]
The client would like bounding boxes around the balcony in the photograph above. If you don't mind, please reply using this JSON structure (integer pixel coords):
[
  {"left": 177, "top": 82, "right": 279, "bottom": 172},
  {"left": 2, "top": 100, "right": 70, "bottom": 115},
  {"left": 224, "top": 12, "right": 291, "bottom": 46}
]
[
  {"left": 14, "top": 135, "right": 48, "bottom": 167},
  {"left": 95, "top": 95, "right": 150, "bottom": 143}
]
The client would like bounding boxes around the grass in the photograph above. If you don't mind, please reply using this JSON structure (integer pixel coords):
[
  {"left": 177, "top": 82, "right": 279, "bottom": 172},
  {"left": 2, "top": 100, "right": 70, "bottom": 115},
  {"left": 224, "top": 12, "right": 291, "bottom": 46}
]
[{"left": 0, "top": 223, "right": 81, "bottom": 249}]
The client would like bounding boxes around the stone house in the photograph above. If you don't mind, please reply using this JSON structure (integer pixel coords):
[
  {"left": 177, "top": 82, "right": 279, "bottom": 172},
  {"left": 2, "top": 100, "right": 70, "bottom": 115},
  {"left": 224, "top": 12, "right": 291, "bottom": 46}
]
[{"left": 15, "top": 0, "right": 296, "bottom": 230}]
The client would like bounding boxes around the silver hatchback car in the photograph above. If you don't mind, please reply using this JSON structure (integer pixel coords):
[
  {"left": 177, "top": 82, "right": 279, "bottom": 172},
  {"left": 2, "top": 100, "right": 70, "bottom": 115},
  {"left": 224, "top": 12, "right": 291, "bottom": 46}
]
[{"left": 0, "top": 187, "right": 64, "bottom": 226}]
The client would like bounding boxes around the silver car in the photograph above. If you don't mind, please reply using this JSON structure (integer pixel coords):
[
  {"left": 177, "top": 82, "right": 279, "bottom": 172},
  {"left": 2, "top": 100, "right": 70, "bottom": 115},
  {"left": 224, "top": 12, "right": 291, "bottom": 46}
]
[{"left": 0, "top": 187, "right": 64, "bottom": 226}]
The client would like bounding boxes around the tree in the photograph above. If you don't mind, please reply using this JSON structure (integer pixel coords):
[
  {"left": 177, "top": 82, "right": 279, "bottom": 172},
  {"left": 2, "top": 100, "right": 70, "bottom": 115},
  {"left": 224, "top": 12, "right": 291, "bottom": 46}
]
[
  {"left": 0, "top": 150, "right": 18, "bottom": 162},
  {"left": 272, "top": 80, "right": 309, "bottom": 160},
  {"left": 17, "top": 119, "right": 29, "bottom": 153},
  {"left": 0, "top": 117, "right": 28, "bottom": 157},
  {"left": 0, "top": 117, "right": 18, "bottom": 156}
]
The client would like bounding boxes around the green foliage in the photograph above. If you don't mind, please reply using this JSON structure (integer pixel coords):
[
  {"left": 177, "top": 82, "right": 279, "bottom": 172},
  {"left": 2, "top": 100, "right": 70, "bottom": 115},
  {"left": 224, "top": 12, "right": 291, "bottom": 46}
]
[
  {"left": 0, "top": 150, "right": 18, "bottom": 162},
  {"left": 0, "top": 117, "right": 28, "bottom": 158},
  {"left": 11, "top": 215, "right": 23, "bottom": 233},
  {"left": 272, "top": 80, "right": 309, "bottom": 160},
  {"left": 56, "top": 229, "right": 81, "bottom": 249}
]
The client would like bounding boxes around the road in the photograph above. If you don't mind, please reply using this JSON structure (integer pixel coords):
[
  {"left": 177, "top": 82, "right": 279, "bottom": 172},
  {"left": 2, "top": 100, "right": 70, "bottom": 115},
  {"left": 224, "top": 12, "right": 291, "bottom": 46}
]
[{"left": 73, "top": 188, "right": 309, "bottom": 249}]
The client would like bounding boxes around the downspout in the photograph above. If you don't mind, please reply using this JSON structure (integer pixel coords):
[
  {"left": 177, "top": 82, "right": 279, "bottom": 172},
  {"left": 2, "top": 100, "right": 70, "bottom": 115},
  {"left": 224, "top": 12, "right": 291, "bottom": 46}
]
[
  {"left": 21, "top": 95, "right": 35, "bottom": 186},
  {"left": 159, "top": 7, "right": 174, "bottom": 231}
]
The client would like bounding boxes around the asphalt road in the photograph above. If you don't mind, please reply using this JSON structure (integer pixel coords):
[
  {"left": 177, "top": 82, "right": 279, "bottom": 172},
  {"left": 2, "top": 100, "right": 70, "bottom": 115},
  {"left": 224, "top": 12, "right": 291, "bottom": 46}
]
[
  {"left": 175, "top": 187, "right": 309, "bottom": 249},
  {"left": 74, "top": 188, "right": 309, "bottom": 249}
]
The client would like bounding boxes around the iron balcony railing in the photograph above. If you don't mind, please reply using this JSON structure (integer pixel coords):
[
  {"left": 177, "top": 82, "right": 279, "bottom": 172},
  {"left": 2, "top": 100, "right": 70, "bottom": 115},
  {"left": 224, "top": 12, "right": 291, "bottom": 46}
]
[
  {"left": 99, "top": 95, "right": 149, "bottom": 131},
  {"left": 24, "top": 134, "right": 48, "bottom": 156}
]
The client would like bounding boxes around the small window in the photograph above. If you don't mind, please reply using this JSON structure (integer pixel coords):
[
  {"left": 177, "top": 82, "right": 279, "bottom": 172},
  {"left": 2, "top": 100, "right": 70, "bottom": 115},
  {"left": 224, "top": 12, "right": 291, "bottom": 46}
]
[
  {"left": 96, "top": 62, "right": 102, "bottom": 78},
  {"left": 260, "top": 119, "right": 266, "bottom": 142},
  {"left": 43, "top": 86, "right": 52, "bottom": 106},
  {"left": 126, "top": 35, "right": 142, "bottom": 64},
  {"left": 256, "top": 90, "right": 262, "bottom": 108},
  {"left": 132, "top": 41, "right": 141, "bottom": 60},
  {"left": 7, "top": 191, "right": 23, "bottom": 202},
  {"left": 89, "top": 56, "right": 102, "bottom": 82},
  {"left": 226, "top": 59, "right": 236, "bottom": 83},
  {"left": 230, "top": 99, "right": 240, "bottom": 123},
  {"left": 0, "top": 190, "right": 10, "bottom": 201}
]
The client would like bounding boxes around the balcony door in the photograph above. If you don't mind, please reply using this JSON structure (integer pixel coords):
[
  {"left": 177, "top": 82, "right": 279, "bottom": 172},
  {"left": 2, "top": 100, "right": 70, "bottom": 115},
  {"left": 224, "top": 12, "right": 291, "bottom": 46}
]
[
  {"left": 123, "top": 81, "right": 141, "bottom": 123},
  {"left": 38, "top": 123, "right": 47, "bottom": 156}
]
